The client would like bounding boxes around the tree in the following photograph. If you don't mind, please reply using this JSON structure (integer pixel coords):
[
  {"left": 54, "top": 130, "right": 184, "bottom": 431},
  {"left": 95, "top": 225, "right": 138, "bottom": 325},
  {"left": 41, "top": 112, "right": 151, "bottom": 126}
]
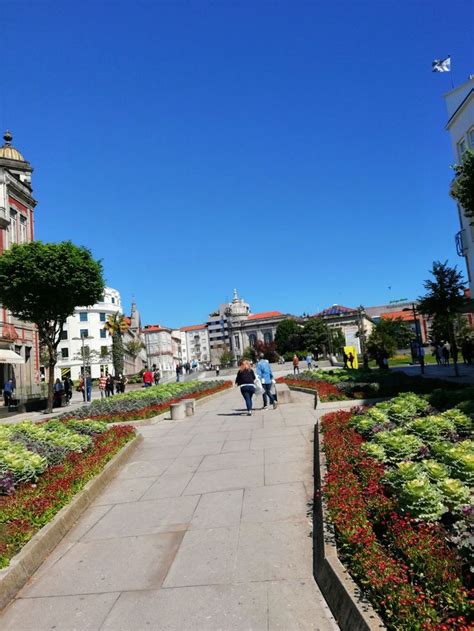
[
  {"left": 451, "top": 149, "right": 474, "bottom": 218},
  {"left": 302, "top": 317, "right": 328, "bottom": 356},
  {"left": 376, "top": 317, "right": 414, "bottom": 349},
  {"left": 125, "top": 339, "right": 145, "bottom": 360},
  {"left": 367, "top": 326, "right": 398, "bottom": 361},
  {"left": 275, "top": 319, "right": 303, "bottom": 354},
  {"left": 328, "top": 327, "right": 345, "bottom": 354},
  {"left": 0, "top": 241, "right": 104, "bottom": 412},
  {"left": 104, "top": 312, "right": 129, "bottom": 376},
  {"left": 219, "top": 346, "right": 234, "bottom": 367},
  {"left": 418, "top": 261, "right": 467, "bottom": 377}
]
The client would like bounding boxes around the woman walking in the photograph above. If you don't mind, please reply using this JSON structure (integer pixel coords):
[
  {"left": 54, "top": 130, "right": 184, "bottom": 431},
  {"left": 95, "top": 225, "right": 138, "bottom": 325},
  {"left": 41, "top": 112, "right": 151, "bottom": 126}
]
[{"left": 235, "top": 359, "right": 256, "bottom": 416}]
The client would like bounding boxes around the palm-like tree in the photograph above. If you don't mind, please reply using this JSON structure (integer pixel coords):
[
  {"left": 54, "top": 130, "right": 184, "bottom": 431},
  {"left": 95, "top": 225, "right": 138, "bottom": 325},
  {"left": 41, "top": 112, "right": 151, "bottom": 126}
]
[{"left": 104, "top": 312, "right": 129, "bottom": 375}]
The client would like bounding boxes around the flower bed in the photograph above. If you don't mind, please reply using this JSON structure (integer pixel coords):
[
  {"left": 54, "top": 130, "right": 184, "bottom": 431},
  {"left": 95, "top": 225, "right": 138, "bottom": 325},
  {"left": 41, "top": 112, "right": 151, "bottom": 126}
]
[
  {"left": 60, "top": 379, "right": 232, "bottom": 423},
  {"left": 279, "top": 369, "right": 468, "bottom": 402},
  {"left": 321, "top": 394, "right": 473, "bottom": 630},
  {"left": 0, "top": 421, "right": 135, "bottom": 567}
]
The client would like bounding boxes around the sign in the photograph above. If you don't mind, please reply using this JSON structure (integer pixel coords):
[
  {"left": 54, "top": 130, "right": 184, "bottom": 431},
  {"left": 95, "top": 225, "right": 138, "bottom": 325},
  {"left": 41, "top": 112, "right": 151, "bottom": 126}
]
[{"left": 344, "top": 346, "right": 358, "bottom": 369}]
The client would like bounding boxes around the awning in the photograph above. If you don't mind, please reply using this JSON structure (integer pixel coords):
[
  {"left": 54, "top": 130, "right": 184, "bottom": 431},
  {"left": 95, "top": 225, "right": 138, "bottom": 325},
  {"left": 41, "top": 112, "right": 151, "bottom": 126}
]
[{"left": 0, "top": 349, "right": 25, "bottom": 364}]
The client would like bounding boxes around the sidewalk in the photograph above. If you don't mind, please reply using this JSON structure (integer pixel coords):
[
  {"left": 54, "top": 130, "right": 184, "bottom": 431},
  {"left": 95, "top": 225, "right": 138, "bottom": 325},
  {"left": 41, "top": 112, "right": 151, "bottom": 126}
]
[{"left": 0, "top": 387, "right": 338, "bottom": 630}]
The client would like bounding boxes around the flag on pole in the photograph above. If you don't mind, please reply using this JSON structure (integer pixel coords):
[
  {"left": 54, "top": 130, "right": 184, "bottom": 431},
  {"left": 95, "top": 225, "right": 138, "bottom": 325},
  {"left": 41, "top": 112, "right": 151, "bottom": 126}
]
[{"left": 432, "top": 56, "right": 451, "bottom": 72}]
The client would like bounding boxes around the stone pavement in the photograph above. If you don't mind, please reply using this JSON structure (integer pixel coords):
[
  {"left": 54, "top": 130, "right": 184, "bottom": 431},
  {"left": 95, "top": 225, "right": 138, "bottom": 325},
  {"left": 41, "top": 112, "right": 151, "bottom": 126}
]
[{"left": 0, "top": 386, "right": 338, "bottom": 631}]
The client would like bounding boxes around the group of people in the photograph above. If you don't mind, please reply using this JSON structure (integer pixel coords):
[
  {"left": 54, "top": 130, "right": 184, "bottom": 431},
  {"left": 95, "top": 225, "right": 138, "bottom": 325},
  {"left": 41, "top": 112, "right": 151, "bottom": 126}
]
[
  {"left": 235, "top": 354, "right": 278, "bottom": 416},
  {"left": 53, "top": 376, "right": 75, "bottom": 405},
  {"left": 98, "top": 373, "right": 127, "bottom": 398},
  {"left": 142, "top": 366, "right": 161, "bottom": 387},
  {"left": 292, "top": 353, "right": 315, "bottom": 374}
]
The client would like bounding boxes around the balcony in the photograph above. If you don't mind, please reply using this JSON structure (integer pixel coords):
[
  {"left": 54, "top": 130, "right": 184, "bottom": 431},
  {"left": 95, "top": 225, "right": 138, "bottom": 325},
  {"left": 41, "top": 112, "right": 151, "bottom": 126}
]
[{"left": 0, "top": 206, "right": 10, "bottom": 229}]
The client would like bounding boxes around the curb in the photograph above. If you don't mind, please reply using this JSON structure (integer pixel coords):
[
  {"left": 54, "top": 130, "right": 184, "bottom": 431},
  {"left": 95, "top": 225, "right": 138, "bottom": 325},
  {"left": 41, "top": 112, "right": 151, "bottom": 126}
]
[
  {"left": 0, "top": 433, "right": 143, "bottom": 611},
  {"left": 313, "top": 422, "right": 385, "bottom": 631},
  {"left": 286, "top": 385, "right": 389, "bottom": 410}
]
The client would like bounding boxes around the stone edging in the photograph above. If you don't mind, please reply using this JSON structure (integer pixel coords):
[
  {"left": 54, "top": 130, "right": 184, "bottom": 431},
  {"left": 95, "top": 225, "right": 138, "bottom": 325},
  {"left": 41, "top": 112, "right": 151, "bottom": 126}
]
[
  {"left": 313, "top": 422, "right": 385, "bottom": 630},
  {"left": 0, "top": 433, "right": 143, "bottom": 611},
  {"left": 286, "top": 385, "right": 389, "bottom": 410}
]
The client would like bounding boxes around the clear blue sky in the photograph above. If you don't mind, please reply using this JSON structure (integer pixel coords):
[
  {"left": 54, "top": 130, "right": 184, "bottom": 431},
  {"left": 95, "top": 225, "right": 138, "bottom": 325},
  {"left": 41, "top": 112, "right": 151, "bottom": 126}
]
[{"left": 2, "top": 1, "right": 473, "bottom": 327}]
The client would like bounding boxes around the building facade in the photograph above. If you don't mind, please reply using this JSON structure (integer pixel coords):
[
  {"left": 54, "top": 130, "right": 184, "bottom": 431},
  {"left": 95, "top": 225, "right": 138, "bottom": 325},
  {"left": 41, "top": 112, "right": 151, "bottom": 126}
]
[
  {"left": 314, "top": 305, "right": 375, "bottom": 354},
  {"left": 142, "top": 325, "right": 175, "bottom": 374},
  {"left": 123, "top": 301, "right": 147, "bottom": 376},
  {"left": 365, "top": 300, "right": 430, "bottom": 344},
  {"left": 181, "top": 324, "right": 210, "bottom": 364},
  {"left": 444, "top": 76, "right": 474, "bottom": 291},
  {"left": 0, "top": 131, "right": 41, "bottom": 397},
  {"left": 54, "top": 287, "right": 123, "bottom": 380}
]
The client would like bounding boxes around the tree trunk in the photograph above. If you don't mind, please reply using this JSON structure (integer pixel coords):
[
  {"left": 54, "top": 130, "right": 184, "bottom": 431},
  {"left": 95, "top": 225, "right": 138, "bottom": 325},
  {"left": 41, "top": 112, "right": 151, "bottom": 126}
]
[
  {"left": 112, "top": 333, "right": 124, "bottom": 376},
  {"left": 47, "top": 358, "right": 55, "bottom": 413},
  {"left": 449, "top": 322, "right": 460, "bottom": 378}
]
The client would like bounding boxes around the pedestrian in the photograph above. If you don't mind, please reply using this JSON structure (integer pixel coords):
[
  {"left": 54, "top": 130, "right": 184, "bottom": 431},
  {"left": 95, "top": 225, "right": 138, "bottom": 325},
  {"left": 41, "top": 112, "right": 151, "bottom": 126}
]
[
  {"left": 342, "top": 350, "right": 348, "bottom": 369},
  {"left": 143, "top": 367, "right": 153, "bottom": 388},
  {"left": 63, "top": 376, "right": 73, "bottom": 404},
  {"left": 106, "top": 374, "right": 115, "bottom": 396},
  {"left": 442, "top": 344, "right": 450, "bottom": 366},
  {"left": 292, "top": 354, "right": 300, "bottom": 375},
  {"left": 78, "top": 375, "right": 86, "bottom": 401},
  {"left": 235, "top": 359, "right": 256, "bottom": 416},
  {"left": 418, "top": 345, "right": 425, "bottom": 371},
  {"left": 215, "top": 364, "right": 220, "bottom": 377},
  {"left": 153, "top": 367, "right": 161, "bottom": 385},
  {"left": 3, "top": 378, "right": 14, "bottom": 408},
  {"left": 348, "top": 352, "right": 355, "bottom": 369},
  {"left": 53, "top": 378, "right": 64, "bottom": 406},
  {"left": 256, "top": 353, "right": 277, "bottom": 410},
  {"left": 176, "top": 363, "right": 181, "bottom": 382},
  {"left": 435, "top": 345, "right": 443, "bottom": 366},
  {"left": 99, "top": 373, "right": 107, "bottom": 399},
  {"left": 306, "top": 353, "right": 313, "bottom": 370},
  {"left": 85, "top": 373, "right": 92, "bottom": 402}
]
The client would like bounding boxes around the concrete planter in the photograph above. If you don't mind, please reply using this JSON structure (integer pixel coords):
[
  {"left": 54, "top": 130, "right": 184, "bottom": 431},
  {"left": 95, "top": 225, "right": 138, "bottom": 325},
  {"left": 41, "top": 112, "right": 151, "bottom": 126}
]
[
  {"left": 0, "top": 433, "right": 143, "bottom": 610},
  {"left": 313, "top": 422, "right": 385, "bottom": 630}
]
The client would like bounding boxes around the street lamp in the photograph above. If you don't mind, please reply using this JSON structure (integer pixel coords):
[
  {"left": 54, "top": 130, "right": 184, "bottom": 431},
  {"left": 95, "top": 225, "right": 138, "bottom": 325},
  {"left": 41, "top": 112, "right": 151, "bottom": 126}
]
[
  {"left": 72, "top": 333, "right": 94, "bottom": 402},
  {"left": 402, "top": 304, "right": 423, "bottom": 373}
]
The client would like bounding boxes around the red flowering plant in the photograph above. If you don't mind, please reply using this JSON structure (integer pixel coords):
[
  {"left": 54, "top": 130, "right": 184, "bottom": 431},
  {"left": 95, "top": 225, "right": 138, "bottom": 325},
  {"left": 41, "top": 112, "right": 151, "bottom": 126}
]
[
  {"left": 321, "top": 410, "right": 472, "bottom": 630},
  {"left": 277, "top": 376, "right": 346, "bottom": 401},
  {"left": 0, "top": 425, "right": 135, "bottom": 568}
]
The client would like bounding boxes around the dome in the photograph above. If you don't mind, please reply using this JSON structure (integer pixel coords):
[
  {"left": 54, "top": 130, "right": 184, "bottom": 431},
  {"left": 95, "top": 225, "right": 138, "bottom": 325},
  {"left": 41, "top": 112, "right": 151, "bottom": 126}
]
[{"left": 0, "top": 131, "right": 25, "bottom": 162}]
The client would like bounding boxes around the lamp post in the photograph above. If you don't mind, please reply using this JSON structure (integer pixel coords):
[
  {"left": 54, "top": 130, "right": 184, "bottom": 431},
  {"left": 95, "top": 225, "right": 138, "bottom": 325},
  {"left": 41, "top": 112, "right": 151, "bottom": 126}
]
[
  {"left": 357, "top": 306, "right": 368, "bottom": 368},
  {"left": 72, "top": 333, "right": 94, "bottom": 402},
  {"left": 402, "top": 304, "right": 423, "bottom": 373}
]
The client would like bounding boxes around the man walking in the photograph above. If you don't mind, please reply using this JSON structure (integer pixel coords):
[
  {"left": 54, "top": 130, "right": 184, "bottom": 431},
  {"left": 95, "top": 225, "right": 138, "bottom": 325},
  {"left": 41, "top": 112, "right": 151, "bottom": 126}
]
[
  {"left": 306, "top": 353, "right": 313, "bottom": 370},
  {"left": 99, "top": 372, "right": 107, "bottom": 399},
  {"left": 3, "top": 378, "right": 14, "bottom": 408},
  {"left": 256, "top": 353, "right": 277, "bottom": 410},
  {"left": 292, "top": 354, "right": 299, "bottom": 375}
]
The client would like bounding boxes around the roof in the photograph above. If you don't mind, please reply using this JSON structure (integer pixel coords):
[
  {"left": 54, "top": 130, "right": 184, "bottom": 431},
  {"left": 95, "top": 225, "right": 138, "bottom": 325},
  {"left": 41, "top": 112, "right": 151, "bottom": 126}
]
[
  {"left": 316, "top": 305, "right": 356, "bottom": 317},
  {"left": 247, "top": 311, "right": 283, "bottom": 320},
  {"left": 180, "top": 324, "right": 207, "bottom": 332},
  {"left": 381, "top": 310, "right": 415, "bottom": 322},
  {"left": 123, "top": 316, "right": 131, "bottom": 326},
  {"left": 445, "top": 88, "right": 474, "bottom": 129},
  {"left": 0, "top": 130, "right": 25, "bottom": 162},
  {"left": 142, "top": 324, "right": 170, "bottom": 333}
]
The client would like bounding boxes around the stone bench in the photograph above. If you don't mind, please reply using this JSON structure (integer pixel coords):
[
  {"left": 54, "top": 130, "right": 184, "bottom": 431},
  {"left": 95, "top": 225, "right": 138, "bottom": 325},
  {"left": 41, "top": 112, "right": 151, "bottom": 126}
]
[
  {"left": 170, "top": 402, "right": 186, "bottom": 420},
  {"left": 275, "top": 383, "right": 292, "bottom": 404},
  {"left": 182, "top": 398, "right": 196, "bottom": 416}
]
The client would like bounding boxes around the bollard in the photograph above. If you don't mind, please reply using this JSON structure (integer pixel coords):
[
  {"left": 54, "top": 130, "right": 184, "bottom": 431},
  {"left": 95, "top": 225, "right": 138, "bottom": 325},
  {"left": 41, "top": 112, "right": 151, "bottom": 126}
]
[
  {"left": 170, "top": 402, "right": 186, "bottom": 420},
  {"left": 183, "top": 399, "right": 196, "bottom": 417}
]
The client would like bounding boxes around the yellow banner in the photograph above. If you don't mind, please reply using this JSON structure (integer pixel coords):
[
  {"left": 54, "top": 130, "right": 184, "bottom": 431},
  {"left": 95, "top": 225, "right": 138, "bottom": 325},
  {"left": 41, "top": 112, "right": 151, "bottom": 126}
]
[
  {"left": 344, "top": 346, "right": 358, "bottom": 369},
  {"left": 61, "top": 368, "right": 71, "bottom": 379}
]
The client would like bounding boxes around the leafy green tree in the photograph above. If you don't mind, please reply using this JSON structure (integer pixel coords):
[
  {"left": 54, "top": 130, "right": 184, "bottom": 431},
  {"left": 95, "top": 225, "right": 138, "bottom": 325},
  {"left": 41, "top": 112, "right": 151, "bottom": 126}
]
[
  {"left": 376, "top": 317, "right": 414, "bottom": 349},
  {"left": 451, "top": 149, "right": 474, "bottom": 218},
  {"left": 303, "top": 317, "right": 328, "bottom": 356},
  {"left": 367, "top": 326, "right": 398, "bottom": 360},
  {"left": 242, "top": 346, "right": 257, "bottom": 362},
  {"left": 275, "top": 319, "right": 303, "bottom": 354},
  {"left": 418, "top": 261, "right": 467, "bottom": 377},
  {"left": 219, "top": 346, "right": 234, "bottom": 367},
  {"left": 0, "top": 241, "right": 104, "bottom": 411},
  {"left": 104, "top": 312, "right": 129, "bottom": 376},
  {"left": 328, "top": 327, "right": 345, "bottom": 354},
  {"left": 125, "top": 339, "right": 145, "bottom": 360}
]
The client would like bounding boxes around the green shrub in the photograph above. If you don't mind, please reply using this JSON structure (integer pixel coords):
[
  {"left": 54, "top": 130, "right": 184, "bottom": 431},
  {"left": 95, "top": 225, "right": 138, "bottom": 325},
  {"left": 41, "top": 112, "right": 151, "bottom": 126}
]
[
  {"left": 421, "top": 459, "right": 450, "bottom": 482},
  {"left": 438, "top": 478, "right": 471, "bottom": 512},
  {"left": 406, "top": 415, "right": 455, "bottom": 440},
  {"left": 360, "top": 442, "right": 386, "bottom": 460},
  {"left": 0, "top": 438, "right": 48, "bottom": 483},
  {"left": 384, "top": 461, "right": 422, "bottom": 489},
  {"left": 440, "top": 408, "right": 472, "bottom": 434},
  {"left": 398, "top": 477, "right": 445, "bottom": 521},
  {"left": 373, "top": 429, "right": 423, "bottom": 462}
]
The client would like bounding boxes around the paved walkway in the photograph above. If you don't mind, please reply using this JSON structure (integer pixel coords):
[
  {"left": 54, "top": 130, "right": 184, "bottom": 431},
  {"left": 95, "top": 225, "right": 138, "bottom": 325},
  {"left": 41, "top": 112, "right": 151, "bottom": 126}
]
[{"left": 0, "top": 387, "right": 338, "bottom": 631}]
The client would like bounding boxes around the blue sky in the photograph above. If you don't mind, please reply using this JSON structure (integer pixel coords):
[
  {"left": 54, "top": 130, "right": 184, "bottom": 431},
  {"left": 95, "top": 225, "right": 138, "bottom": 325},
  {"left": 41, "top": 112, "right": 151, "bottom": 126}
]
[{"left": 2, "top": 1, "right": 473, "bottom": 326}]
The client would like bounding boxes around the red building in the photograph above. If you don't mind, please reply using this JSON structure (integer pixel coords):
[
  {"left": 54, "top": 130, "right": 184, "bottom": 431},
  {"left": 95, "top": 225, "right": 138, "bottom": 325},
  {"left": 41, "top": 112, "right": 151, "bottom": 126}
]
[{"left": 0, "top": 131, "right": 40, "bottom": 397}]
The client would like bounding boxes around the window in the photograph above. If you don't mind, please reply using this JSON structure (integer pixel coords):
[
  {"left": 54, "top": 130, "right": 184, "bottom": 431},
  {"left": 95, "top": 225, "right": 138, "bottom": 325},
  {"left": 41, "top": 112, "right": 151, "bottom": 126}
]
[
  {"left": 19, "top": 216, "right": 27, "bottom": 243},
  {"left": 79, "top": 312, "right": 88, "bottom": 322},
  {"left": 100, "top": 345, "right": 108, "bottom": 356},
  {"left": 264, "top": 331, "right": 273, "bottom": 344},
  {"left": 458, "top": 138, "right": 467, "bottom": 160},
  {"left": 469, "top": 127, "right": 474, "bottom": 149},
  {"left": 111, "top": 297, "right": 115, "bottom": 304},
  {"left": 9, "top": 211, "right": 17, "bottom": 244},
  {"left": 99, "top": 295, "right": 105, "bottom": 303},
  {"left": 61, "top": 348, "right": 69, "bottom": 359},
  {"left": 61, "top": 330, "right": 68, "bottom": 340},
  {"left": 248, "top": 333, "right": 257, "bottom": 347},
  {"left": 25, "top": 346, "right": 31, "bottom": 362},
  {"left": 80, "top": 329, "right": 89, "bottom": 338},
  {"left": 100, "top": 312, "right": 106, "bottom": 322},
  {"left": 100, "top": 329, "right": 106, "bottom": 338}
]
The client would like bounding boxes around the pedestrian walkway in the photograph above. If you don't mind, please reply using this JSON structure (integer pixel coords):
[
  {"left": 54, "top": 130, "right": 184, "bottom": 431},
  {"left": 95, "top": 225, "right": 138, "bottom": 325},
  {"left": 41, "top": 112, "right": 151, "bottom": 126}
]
[{"left": 0, "top": 387, "right": 338, "bottom": 630}]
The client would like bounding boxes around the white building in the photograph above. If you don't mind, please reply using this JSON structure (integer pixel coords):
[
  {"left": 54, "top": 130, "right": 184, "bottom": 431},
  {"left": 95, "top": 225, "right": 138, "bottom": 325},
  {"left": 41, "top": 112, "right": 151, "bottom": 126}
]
[
  {"left": 172, "top": 329, "right": 188, "bottom": 364},
  {"left": 55, "top": 287, "right": 122, "bottom": 380},
  {"left": 444, "top": 75, "right": 474, "bottom": 291},
  {"left": 142, "top": 325, "right": 175, "bottom": 374},
  {"left": 180, "top": 324, "right": 210, "bottom": 364}
]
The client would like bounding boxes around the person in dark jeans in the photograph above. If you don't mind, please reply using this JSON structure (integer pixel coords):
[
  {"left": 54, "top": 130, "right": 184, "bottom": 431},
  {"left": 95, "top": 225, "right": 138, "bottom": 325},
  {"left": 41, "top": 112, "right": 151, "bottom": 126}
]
[
  {"left": 235, "top": 359, "right": 256, "bottom": 416},
  {"left": 3, "top": 378, "right": 14, "bottom": 407}
]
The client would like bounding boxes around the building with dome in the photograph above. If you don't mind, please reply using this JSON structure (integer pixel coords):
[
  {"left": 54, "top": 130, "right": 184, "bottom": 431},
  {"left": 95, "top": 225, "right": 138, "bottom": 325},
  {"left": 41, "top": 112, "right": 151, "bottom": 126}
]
[{"left": 0, "top": 131, "right": 40, "bottom": 399}]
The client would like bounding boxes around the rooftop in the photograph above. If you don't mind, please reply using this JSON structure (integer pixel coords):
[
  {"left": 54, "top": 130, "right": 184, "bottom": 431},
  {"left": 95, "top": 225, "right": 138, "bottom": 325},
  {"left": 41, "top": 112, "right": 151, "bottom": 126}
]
[
  {"left": 248, "top": 311, "right": 283, "bottom": 320},
  {"left": 181, "top": 324, "right": 207, "bottom": 332},
  {"left": 315, "top": 305, "right": 357, "bottom": 317},
  {"left": 0, "top": 130, "right": 26, "bottom": 162}
]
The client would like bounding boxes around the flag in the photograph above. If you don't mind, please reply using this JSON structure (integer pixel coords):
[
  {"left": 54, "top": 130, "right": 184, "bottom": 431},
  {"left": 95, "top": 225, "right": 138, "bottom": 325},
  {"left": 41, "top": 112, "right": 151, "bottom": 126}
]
[{"left": 432, "top": 56, "right": 451, "bottom": 72}]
